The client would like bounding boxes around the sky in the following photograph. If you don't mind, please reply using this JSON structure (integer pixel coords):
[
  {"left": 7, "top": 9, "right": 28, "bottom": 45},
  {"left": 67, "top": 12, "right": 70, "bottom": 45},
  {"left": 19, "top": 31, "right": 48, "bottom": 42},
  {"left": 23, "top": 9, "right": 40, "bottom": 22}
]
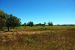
[{"left": 0, "top": 0, "right": 75, "bottom": 24}]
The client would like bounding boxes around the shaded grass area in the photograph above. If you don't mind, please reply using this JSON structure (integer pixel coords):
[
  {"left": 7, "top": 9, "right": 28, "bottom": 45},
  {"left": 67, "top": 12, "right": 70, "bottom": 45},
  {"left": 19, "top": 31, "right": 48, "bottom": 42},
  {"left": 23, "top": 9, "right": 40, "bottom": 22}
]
[{"left": 0, "top": 30, "right": 75, "bottom": 50}]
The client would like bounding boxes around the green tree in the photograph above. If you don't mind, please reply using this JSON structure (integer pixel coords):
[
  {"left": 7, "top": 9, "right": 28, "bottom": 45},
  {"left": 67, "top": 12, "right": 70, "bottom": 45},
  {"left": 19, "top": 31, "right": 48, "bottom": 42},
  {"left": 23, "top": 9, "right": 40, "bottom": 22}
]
[
  {"left": 48, "top": 22, "right": 53, "bottom": 26},
  {"left": 0, "top": 10, "right": 7, "bottom": 30},
  {"left": 35, "top": 23, "right": 41, "bottom": 26},
  {"left": 6, "top": 15, "right": 21, "bottom": 31},
  {"left": 43, "top": 22, "right": 46, "bottom": 26},
  {"left": 27, "top": 21, "right": 34, "bottom": 27},
  {"left": 35, "top": 23, "right": 46, "bottom": 26},
  {"left": 23, "top": 23, "right": 27, "bottom": 26}
]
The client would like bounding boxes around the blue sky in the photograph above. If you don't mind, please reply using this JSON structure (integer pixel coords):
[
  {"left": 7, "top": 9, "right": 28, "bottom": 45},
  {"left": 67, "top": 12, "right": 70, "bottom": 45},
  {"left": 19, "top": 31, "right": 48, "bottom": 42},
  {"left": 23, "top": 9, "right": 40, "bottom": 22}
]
[{"left": 0, "top": 0, "right": 75, "bottom": 24}]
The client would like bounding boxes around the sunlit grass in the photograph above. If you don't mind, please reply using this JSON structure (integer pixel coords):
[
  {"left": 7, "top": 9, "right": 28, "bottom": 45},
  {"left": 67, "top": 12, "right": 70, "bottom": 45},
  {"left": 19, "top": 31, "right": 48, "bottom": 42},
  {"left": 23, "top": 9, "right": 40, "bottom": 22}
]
[
  {"left": 0, "top": 29, "right": 75, "bottom": 50},
  {"left": 14, "top": 26, "right": 75, "bottom": 31}
]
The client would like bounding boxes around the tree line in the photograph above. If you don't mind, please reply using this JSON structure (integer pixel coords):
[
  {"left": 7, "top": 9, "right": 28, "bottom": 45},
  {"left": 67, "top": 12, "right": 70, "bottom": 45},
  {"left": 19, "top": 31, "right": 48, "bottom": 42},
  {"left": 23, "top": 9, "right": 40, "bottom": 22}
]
[
  {"left": 1, "top": 10, "right": 75, "bottom": 31},
  {"left": 23, "top": 21, "right": 53, "bottom": 27},
  {"left": 0, "top": 10, "right": 53, "bottom": 31}
]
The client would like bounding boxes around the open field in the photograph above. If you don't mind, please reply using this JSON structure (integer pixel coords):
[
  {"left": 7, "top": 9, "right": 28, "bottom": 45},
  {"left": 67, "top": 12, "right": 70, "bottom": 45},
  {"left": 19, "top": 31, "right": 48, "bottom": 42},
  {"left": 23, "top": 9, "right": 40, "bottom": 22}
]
[
  {"left": 14, "top": 26, "right": 75, "bottom": 31},
  {"left": 0, "top": 26, "right": 75, "bottom": 50}
]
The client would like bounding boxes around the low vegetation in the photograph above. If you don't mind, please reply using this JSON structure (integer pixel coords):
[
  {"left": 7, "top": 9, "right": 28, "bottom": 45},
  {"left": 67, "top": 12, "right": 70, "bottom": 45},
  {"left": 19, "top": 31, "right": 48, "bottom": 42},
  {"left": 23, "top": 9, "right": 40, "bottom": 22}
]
[
  {"left": 13, "top": 26, "right": 75, "bottom": 31},
  {"left": 0, "top": 10, "right": 75, "bottom": 50},
  {"left": 0, "top": 29, "right": 75, "bottom": 50}
]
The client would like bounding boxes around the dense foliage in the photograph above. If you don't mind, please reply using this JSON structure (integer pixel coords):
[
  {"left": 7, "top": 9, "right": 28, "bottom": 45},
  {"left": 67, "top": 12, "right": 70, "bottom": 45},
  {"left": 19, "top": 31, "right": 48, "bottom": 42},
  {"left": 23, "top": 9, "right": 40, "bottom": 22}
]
[
  {"left": 0, "top": 10, "right": 21, "bottom": 31},
  {"left": 27, "top": 21, "right": 34, "bottom": 27},
  {"left": 0, "top": 10, "right": 7, "bottom": 30},
  {"left": 48, "top": 22, "right": 53, "bottom": 26}
]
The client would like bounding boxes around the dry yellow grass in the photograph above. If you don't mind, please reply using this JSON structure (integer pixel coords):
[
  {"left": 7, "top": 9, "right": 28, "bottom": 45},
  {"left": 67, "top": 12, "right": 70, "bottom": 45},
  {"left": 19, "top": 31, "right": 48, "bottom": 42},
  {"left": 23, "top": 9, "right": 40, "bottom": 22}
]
[{"left": 0, "top": 29, "right": 75, "bottom": 50}]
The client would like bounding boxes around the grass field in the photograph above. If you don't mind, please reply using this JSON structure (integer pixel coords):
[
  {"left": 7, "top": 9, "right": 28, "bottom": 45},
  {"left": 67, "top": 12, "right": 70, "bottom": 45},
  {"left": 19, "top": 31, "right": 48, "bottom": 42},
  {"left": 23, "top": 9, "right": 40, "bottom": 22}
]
[
  {"left": 14, "top": 26, "right": 75, "bottom": 31},
  {"left": 0, "top": 26, "right": 75, "bottom": 50}
]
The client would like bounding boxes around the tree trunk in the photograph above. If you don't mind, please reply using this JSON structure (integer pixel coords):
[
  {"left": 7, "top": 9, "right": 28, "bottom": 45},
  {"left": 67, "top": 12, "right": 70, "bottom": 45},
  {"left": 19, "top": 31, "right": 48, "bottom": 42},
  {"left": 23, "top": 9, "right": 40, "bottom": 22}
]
[{"left": 8, "top": 26, "right": 9, "bottom": 31}]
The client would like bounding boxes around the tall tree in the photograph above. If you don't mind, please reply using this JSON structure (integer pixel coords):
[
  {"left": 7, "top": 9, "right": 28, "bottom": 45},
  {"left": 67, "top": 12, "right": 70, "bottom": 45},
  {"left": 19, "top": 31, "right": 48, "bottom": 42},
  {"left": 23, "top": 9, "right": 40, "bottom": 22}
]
[
  {"left": 0, "top": 10, "right": 7, "bottom": 30},
  {"left": 6, "top": 15, "right": 21, "bottom": 31}
]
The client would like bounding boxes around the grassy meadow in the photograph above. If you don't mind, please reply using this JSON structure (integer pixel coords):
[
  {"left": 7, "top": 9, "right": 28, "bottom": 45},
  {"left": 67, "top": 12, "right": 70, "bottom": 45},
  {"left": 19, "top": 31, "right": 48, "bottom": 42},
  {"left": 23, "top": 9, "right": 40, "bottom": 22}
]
[
  {"left": 0, "top": 26, "right": 75, "bottom": 50},
  {"left": 14, "top": 26, "right": 75, "bottom": 31}
]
